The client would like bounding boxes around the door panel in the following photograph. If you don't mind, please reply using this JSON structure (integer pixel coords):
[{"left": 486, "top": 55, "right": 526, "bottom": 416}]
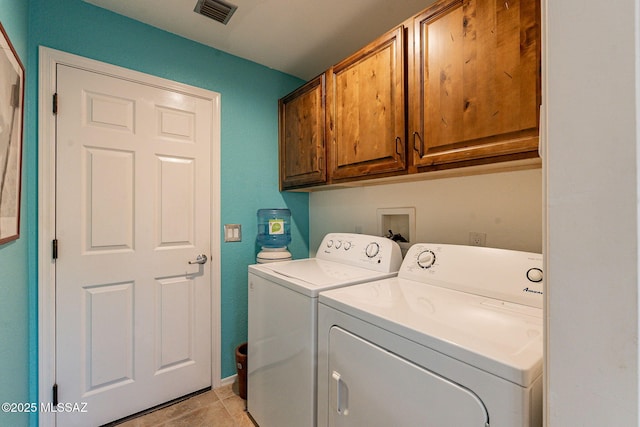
[
  {"left": 157, "top": 156, "right": 195, "bottom": 246},
  {"left": 156, "top": 276, "right": 197, "bottom": 371},
  {"left": 328, "top": 326, "right": 489, "bottom": 426},
  {"left": 84, "top": 281, "right": 134, "bottom": 392},
  {"left": 56, "top": 64, "right": 213, "bottom": 426},
  {"left": 410, "top": 0, "right": 540, "bottom": 169},
  {"left": 279, "top": 74, "right": 327, "bottom": 189},
  {"left": 85, "top": 147, "right": 134, "bottom": 251},
  {"left": 328, "top": 26, "right": 406, "bottom": 181}
]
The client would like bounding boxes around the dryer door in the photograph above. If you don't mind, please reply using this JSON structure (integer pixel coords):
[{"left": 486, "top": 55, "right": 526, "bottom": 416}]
[{"left": 328, "top": 326, "right": 489, "bottom": 427}]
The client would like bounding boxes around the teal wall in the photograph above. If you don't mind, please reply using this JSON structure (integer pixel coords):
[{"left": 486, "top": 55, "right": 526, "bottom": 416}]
[
  {"left": 0, "top": 0, "right": 307, "bottom": 424},
  {"left": 27, "top": 0, "right": 308, "bottom": 371},
  {"left": 0, "top": 1, "right": 30, "bottom": 426}
]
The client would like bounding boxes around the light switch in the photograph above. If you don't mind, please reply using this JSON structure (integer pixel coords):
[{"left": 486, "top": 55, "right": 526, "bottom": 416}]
[{"left": 224, "top": 224, "right": 242, "bottom": 242}]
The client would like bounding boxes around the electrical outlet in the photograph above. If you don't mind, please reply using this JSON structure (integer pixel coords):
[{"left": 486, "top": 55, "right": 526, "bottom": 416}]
[{"left": 469, "top": 232, "right": 486, "bottom": 247}]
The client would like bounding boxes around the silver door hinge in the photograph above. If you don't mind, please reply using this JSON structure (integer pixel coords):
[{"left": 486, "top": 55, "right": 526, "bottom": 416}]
[
  {"left": 53, "top": 93, "right": 58, "bottom": 115},
  {"left": 52, "top": 239, "right": 58, "bottom": 260}
]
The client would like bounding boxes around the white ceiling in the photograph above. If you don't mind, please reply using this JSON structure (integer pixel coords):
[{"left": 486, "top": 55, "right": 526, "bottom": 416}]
[{"left": 82, "top": 0, "right": 435, "bottom": 80}]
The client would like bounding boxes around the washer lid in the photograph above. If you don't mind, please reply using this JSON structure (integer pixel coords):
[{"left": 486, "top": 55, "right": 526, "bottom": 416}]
[
  {"left": 249, "top": 259, "right": 397, "bottom": 297},
  {"left": 319, "top": 277, "right": 543, "bottom": 387}
]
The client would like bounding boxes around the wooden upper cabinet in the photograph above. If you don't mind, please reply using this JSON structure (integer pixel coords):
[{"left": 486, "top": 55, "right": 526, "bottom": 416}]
[
  {"left": 278, "top": 0, "right": 541, "bottom": 190},
  {"left": 409, "top": 0, "right": 541, "bottom": 170},
  {"left": 279, "top": 73, "right": 327, "bottom": 190},
  {"left": 328, "top": 26, "right": 407, "bottom": 182}
]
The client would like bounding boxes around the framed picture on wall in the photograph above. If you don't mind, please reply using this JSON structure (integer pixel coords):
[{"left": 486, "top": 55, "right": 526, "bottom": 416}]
[{"left": 0, "top": 22, "right": 24, "bottom": 245}]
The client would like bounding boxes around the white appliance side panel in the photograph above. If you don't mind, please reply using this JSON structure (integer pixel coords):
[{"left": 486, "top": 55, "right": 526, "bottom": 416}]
[
  {"left": 247, "top": 273, "right": 316, "bottom": 427},
  {"left": 327, "top": 326, "right": 489, "bottom": 427}
]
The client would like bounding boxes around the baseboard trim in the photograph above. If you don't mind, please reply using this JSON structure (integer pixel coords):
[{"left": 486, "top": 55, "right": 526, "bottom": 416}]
[{"left": 220, "top": 374, "right": 237, "bottom": 387}]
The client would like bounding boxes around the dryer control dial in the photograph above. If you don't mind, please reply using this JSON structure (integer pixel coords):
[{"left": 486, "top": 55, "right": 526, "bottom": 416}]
[
  {"left": 343, "top": 241, "right": 352, "bottom": 250},
  {"left": 417, "top": 250, "right": 436, "bottom": 269},
  {"left": 365, "top": 242, "right": 380, "bottom": 258},
  {"left": 526, "top": 267, "right": 543, "bottom": 283}
]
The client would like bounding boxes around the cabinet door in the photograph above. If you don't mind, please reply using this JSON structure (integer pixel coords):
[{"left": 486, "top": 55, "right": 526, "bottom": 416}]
[
  {"left": 410, "top": 0, "right": 540, "bottom": 170},
  {"left": 279, "top": 74, "right": 327, "bottom": 190},
  {"left": 328, "top": 26, "right": 407, "bottom": 182}
]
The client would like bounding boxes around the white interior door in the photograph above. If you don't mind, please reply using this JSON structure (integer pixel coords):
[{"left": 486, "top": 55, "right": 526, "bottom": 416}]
[{"left": 55, "top": 63, "right": 214, "bottom": 426}]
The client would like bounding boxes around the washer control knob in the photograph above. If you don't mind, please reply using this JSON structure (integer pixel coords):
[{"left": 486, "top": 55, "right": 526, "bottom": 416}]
[
  {"left": 365, "top": 242, "right": 380, "bottom": 258},
  {"left": 417, "top": 250, "right": 436, "bottom": 269},
  {"left": 344, "top": 241, "right": 352, "bottom": 250},
  {"left": 335, "top": 240, "right": 342, "bottom": 249},
  {"left": 326, "top": 239, "right": 334, "bottom": 248},
  {"left": 527, "top": 268, "right": 543, "bottom": 283}
]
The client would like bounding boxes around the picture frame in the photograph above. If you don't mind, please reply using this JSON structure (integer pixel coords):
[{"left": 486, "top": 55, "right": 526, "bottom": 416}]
[{"left": 0, "top": 22, "right": 24, "bottom": 245}]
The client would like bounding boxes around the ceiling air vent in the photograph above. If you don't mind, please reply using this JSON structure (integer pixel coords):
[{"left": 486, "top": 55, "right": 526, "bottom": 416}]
[{"left": 194, "top": 0, "right": 238, "bottom": 25}]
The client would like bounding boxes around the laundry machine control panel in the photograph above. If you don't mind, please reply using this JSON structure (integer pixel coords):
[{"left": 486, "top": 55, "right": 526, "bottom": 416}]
[
  {"left": 400, "top": 244, "right": 544, "bottom": 309},
  {"left": 318, "top": 233, "right": 402, "bottom": 273}
]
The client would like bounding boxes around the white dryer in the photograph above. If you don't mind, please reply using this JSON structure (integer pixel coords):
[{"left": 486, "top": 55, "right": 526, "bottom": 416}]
[
  {"left": 317, "top": 243, "right": 544, "bottom": 427},
  {"left": 248, "top": 233, "right": 402, "bottom": 427}
]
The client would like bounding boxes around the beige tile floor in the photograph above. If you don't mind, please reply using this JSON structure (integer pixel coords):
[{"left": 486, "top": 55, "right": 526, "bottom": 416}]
[{"left": 115, "top": 382, "right": 254, "bottom": 427}]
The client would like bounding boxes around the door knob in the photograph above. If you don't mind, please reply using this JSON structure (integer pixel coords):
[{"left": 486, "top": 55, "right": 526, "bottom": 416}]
[{"left": 188, "top": 254, "right": 208, "bottom": 265}]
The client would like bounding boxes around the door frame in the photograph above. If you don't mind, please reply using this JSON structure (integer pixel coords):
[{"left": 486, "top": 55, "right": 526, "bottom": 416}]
[{"left": 37, "top": 47, "right": 222, "bottom": 427}]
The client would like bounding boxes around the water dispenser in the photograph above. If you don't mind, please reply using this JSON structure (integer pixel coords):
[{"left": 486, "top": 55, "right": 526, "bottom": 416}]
[{"left": 256, "top": 208, "right": 292, "bottom": 263}]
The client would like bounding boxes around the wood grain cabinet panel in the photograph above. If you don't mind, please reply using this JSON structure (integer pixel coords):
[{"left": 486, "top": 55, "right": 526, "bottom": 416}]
[
  {"left": 328, "top": 26, "right": 407, "bottom": 182},
  {"left": 409, "top": 0, "right": 541, "bottom": 170},
  {"left": 279, "top": 74, "right": 327, "bottom": 190},
  {"left": 277, "top": 0, "right": 541, "bottom": 190}
]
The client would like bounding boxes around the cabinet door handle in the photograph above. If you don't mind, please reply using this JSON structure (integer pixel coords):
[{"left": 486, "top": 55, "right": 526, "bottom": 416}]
[
  {"left": 395, "top": 136, "right": 403, "bottom": 157},
  {"left": 318, "top": 156, "right": 324, "bottom": 172},
  {"left": 413, "top": 131, "right": 424, "bottom": 157}
]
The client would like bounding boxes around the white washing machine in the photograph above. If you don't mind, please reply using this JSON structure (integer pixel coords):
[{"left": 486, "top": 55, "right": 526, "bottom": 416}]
[
  {"left": 317, "top": 243, "right": 544, "bottom": 427},
  {"left": 248, "top": 233, "right": 403, "bottom": 427}
]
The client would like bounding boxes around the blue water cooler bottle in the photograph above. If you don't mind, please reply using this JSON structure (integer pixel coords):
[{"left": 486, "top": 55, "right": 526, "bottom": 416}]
[{"left": 256, "top": 208, "right": 292, "bottom": 263}]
